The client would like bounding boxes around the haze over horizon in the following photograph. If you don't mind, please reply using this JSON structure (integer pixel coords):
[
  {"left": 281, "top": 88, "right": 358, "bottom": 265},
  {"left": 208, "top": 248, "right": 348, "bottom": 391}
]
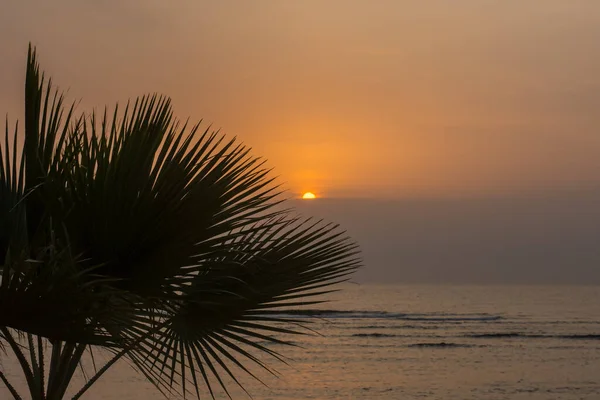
[
  {"left": 292, "top": 193, "right": 600, "bottom": 285},
  {"left": 2, "top": 1, "right": 600, "bottom": 284}
]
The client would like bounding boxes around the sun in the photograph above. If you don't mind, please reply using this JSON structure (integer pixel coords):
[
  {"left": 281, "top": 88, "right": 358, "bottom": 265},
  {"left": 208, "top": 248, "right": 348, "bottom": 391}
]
[{"left": 302, "top": 192, "right": 317, "bottom": 200}]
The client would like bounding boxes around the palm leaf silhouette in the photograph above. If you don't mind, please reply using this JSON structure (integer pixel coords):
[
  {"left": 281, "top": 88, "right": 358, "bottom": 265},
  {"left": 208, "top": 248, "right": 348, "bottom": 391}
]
[{"left": 0, "top": 45, "right": 360, "bottom": 399}]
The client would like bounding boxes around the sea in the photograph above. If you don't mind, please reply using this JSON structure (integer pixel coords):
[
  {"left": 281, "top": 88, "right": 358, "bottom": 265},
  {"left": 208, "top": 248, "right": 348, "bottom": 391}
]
[{"left": 2, "top": 284, "right": 600, "bottom": 399}]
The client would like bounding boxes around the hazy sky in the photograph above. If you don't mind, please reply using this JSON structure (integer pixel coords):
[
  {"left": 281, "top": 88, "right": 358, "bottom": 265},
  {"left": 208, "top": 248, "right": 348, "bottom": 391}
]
[
  {"left": 3, "top": 2, "right": 600, "bottom": 283},
  {"left": 2, "top": 1, "right": 600, "bottom": 199},
  {"left": 294, "top": 192, "right": 600, "bottom": 284}
]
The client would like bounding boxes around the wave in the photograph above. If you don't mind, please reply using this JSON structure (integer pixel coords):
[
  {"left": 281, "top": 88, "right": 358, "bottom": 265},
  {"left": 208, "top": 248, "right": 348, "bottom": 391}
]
[
  {"left": 274, "top": 310, "right": 388, "bottom": 319},
  {"left": 408, "top": 342, "right": 475, "bottom": 348},
  {"left": 403, "top": 315, "right": 503, "bottom": 322},
  {"left": 351, "top": 332, "right": 600, "bottom": 341},
  {"left": 273, "top": 309, "right": 503, "bottom": 322},
  {"left": 352, "top": 333, "right": 397, "bottom": 338},
  {"left": 467, "top": 333, "right": 600, "bottom": 340},
  {"left": 358, "top": 324, "right": 441, "bottom": 330},
  {"left": 351, "top": 333, "right": 446, "bottom": 339},
  {"left": 469, "top": 333, "right": 541, "bottom": 339},
  {"left": 560, "top": 334, "right": 600, "bottom": 340}
]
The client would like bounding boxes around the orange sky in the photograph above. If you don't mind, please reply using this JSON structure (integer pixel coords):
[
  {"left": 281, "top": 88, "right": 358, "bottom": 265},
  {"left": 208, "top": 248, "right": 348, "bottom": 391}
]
[{"left": 2, "top": 1, "right": 600, "bottom": 198}]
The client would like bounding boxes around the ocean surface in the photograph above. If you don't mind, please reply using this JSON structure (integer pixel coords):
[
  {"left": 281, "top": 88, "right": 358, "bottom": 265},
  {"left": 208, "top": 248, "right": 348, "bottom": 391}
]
[{"left": 2, "top": 284, "right": 600, "bottom": 399}]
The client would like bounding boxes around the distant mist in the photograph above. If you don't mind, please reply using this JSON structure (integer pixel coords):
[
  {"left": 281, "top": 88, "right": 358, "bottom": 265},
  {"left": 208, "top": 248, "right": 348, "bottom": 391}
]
[{"left": 291, "top": 191, "right": 600, "bottom": 284}]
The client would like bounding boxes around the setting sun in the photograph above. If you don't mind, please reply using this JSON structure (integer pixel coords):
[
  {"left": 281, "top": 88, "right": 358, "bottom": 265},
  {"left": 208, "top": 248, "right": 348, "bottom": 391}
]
[{"left": 302, "top": 192, "right": 317, "bottom": 199}]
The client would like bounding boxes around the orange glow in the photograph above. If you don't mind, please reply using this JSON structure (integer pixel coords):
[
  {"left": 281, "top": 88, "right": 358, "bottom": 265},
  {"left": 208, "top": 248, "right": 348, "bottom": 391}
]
[
  {"left": 4, "top": 2, "right": 599, "bottom": 199},
  {"left": 302, "top": 192, "right": 317, "bottom": 199}
]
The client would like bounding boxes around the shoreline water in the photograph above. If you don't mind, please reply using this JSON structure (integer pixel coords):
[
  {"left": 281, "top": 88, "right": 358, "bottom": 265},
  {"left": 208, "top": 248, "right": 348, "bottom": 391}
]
[{"left": 2, "top": 283, "right": 600, "bottom": 399}]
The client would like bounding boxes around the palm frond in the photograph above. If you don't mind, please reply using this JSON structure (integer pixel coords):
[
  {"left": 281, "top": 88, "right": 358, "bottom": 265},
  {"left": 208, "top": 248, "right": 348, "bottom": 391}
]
[
  {"left": 23, "top": 44, "right": 76, "bottom": 247},
  {"left": 0, "top": 45, "right": 361, "bottom": 400},
  {"left": 0, "top": 118, "right": 26, "bottom": 266},
  {"left": 126, "top": 218, "right": 360, "bottom": 397},
  {"left": 51, "top": 98, "right": 283, "bottom": 295}
]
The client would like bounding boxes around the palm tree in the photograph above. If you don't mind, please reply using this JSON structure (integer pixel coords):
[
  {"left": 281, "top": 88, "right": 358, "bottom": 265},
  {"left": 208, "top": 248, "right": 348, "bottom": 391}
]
[{"left": 0, "top": 46, "right": 360, "bottom": 400}]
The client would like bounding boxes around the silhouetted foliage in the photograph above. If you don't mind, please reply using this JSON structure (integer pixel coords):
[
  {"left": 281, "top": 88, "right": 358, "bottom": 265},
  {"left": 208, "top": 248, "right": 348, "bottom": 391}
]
[{"left": 0, "top": 46, "right": 360, "bottom": 399}]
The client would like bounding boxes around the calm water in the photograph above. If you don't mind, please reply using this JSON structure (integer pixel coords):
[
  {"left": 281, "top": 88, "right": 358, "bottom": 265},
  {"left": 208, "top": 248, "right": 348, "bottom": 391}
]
[{"left": 2, "top": 284, "right": 600, "bottom": 399}]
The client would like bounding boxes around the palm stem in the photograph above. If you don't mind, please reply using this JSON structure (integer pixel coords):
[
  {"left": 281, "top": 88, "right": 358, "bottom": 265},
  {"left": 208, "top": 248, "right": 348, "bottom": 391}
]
[
  {"left": 70, "top": 347, "right": 126, "bottom": 400},
  {"left": 0, "top": 369, "right": 22, "bottom": 400},
  {"left": 27, "top": 333, "right": 45, "bottom": 399},
  {"left": 52, "top": 343, "right": 86, "bottom": 400},
  {"left": 0, "top": 328, "right": 36, "bottom": 395},
  {"left": 45, "top": 342, "right": 86, "bottom": 400},
  {"left": 37, "top": 336, "right": 46, "bottom": 400},
  {"left": 72, "top": 320, "right": 171, "bottom": 400}
]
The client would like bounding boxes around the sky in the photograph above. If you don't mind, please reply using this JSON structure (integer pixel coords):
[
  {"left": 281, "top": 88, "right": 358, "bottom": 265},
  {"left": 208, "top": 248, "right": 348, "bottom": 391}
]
[
  {"left": 2, "top": 1, "right": 600, "bottom": 283},
  {"left": 293, "top": 194, "right": 600, "bottom": 284}
]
